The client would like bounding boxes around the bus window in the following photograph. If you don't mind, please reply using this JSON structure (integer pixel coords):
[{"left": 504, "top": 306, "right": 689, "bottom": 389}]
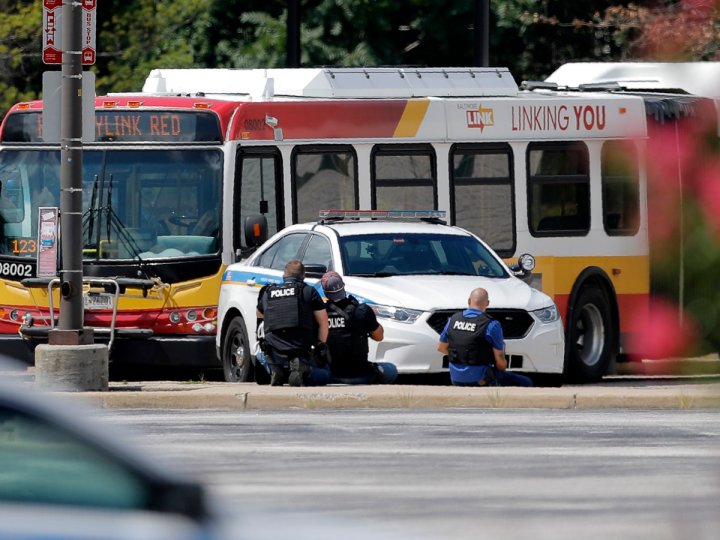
[
  {"left": 82, "top": 149, "right": 222, "bottom": 260},
  {"left": 450, "top": 144, "right": 514, "bottom": 256},
  {"left": 527, "top": 142, "right": 590, "bottom": 236},
  {"left": 0, "top": 151, "right": 60, "bottom": 254},
  {"left": 602, "top": 141, "right": 640, "bottom": 236},
  {"left": 372, "top": 144, "right": 436, "bottom": 211},
  {"left": 236, "top": 150, "right": 283, "bottom": 249},
  {"left": 293, "top": 146, "right": 357, "bottom": 223},
  {"left": 0, "top": 175, "right": 25, "bottom": 224}
]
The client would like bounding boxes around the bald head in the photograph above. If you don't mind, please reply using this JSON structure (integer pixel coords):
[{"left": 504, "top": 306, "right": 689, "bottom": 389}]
[{"left": 468, "top": 288, "right": 489, "bottom": 310}]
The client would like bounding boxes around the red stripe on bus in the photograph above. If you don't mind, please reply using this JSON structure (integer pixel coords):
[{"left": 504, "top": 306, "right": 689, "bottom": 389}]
[{"left": 231, "top": 100, "right": 409, "bottom": 140}]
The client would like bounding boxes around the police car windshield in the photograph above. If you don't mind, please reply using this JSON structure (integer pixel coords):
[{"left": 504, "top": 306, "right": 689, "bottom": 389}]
[{"left": 339, "top": 233, "right": 508, "bottom": 278}]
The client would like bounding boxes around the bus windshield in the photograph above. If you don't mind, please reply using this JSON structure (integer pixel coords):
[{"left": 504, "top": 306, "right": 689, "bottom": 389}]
[
  {"left": 339, "top": 233, "right": 509, "bottom": 278},
  {"left": 0, "top": 149, "right": 222, "bottom": 261}
]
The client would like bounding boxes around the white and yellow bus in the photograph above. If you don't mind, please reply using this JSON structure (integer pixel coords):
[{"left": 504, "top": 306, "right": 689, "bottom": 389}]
[{"left": 1, "top": 66, "right": 710, "bottom": 381}]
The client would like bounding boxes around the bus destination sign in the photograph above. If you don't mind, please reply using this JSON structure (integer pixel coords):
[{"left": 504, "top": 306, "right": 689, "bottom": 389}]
[{"left": 1, "top": 110, "right": 223, "bottom": 143}]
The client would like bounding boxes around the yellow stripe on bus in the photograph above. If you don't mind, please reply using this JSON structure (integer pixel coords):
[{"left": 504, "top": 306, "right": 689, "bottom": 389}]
[
  {"left": 393, "top": 100, "right": 430, "bottom": 138},
  {"left": 527, "top": 255, "right": 650, "bottom": 297}
]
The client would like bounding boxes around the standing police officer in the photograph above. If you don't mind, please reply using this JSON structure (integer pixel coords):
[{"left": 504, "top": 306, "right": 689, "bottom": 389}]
[
  {"left": 256, "top": 260, "right": 331, "bottom": 387},
  {"left": 321, "top": 271, "right": 398, "bottom": 384},
  {"left": 437, "top": 287, "right": 533, "bottom": 387}
]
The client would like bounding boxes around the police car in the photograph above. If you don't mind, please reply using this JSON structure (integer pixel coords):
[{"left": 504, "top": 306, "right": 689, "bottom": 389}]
[{"left": 216, "top": 210, "right": 565, "bottom": 384}]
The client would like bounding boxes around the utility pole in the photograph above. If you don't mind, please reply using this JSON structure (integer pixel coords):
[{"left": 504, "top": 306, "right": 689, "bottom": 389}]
[
  {"left": 474, "top": 0, "right": 490, "bottom": 67},
  {"left": 36, "top": 0, "right": 107, "bottom": 392},
  {"left": 54, "top": 0, "right": 89, "bottom": 344}
]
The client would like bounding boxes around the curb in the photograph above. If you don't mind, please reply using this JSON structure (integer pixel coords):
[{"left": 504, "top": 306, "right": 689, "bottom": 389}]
[{"left": 54, "top": 381, "right": 720, "bottom": 410}]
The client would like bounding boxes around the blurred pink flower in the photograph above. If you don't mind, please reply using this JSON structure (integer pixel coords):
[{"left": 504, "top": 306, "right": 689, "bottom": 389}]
[
  {"left": 695, "top": 160, "right": 720, "bottom": 239},
  {"left": 628, "top": 297, "right": 697, "bottom": 360}
]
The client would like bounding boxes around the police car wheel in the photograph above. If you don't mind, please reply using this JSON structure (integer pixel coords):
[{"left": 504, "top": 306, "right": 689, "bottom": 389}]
[{"left": 222, "top": 316, "right": 253, "bottom": 382}]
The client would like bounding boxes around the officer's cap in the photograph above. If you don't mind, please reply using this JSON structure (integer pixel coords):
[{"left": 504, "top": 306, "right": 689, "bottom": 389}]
[{"left": 321, "top": 271, "right": 346, "bottom": 302}]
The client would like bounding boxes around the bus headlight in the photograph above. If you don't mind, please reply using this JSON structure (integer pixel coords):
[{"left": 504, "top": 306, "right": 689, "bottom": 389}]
[
  {"left": 532, "top": 305, "right": 559, "bottom": 324},
  {"left": 369, "top": 303, "right": 422, "bottom": 324}
]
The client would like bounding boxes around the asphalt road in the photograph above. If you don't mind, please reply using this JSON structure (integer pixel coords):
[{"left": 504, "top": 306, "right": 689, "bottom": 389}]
[{"left": 100, "top": 408, "right": 720, "bottom": 540}]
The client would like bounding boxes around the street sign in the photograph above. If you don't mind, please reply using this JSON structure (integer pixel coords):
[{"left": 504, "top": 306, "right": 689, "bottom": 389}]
[
  {"left": 42, "top": 0, "right": 97, "bottom": 65},
  {"left": 42, "top": 71, "right": 97, "bottom": 143}
]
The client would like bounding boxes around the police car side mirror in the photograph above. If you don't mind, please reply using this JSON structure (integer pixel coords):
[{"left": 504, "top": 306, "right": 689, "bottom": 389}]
[
  {"left": 510, "top": 253, "right": 535, "bottom": 277},
  {"left": 304, "top": 264, "right": 327, "bottom": 278}
]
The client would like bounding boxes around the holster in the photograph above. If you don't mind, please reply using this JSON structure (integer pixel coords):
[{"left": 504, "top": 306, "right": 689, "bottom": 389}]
[
  {"left": 312, "top": 342, "right": 331, "bottom": 368},
  {"left": 482, "top": 367, "right": 498, "bottom": 387},
  {"left": 258, "top": 338, "right": 271, "bottom": 354}
]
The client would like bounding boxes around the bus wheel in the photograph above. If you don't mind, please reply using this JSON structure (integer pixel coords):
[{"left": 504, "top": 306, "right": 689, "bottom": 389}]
[
  {"left": 222, "top": 317, "right": 253, "bottom": 382},
  {"left": 567, "top": 286, "right": 613, "bottom": 383}
]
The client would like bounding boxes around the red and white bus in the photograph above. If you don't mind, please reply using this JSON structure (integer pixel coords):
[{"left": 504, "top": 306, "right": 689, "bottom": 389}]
[{"left": 0, "top": 66, "right": 711, "bottom": 380}]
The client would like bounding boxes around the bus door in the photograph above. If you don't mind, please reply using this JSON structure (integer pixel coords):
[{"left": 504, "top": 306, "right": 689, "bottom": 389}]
[{"left": 234, "top": 148, "right": 283, "bottom": 258}]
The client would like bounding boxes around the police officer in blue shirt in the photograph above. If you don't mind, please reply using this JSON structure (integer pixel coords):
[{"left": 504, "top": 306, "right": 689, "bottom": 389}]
[{"left": 437, "top": 287, "right": 533, "bottom": 387}]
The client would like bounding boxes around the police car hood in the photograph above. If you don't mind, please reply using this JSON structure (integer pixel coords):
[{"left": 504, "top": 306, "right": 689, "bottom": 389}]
[{"left": 339, "top": 275, "right": 552, "bottom": 311}]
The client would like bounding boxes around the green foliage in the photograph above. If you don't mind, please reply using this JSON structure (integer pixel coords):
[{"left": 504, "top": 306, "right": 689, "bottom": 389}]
[
  {"left": 2, "top": 0, "right": 717, "bottom": 118},
  {"left": 94, "top": 0, "right": 213, "bottom": 94},
  {"left": 0, "top": 1, "right": 44, "bottom": 117}
]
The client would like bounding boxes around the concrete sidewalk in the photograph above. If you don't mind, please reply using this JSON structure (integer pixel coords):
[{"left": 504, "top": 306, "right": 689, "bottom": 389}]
[
  {"left": 4, "top": 360, "right": 720, "bottom": 410},
  {"left": 51, "top": 378, "right": 720, "bottom": 410}
]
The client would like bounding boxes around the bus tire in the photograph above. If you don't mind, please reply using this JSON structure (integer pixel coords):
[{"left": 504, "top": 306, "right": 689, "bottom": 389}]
[
  {"left": 221, "top": 316, "right": 253, "bottom": 382},
  {"left": 566, "top": 286, "right": 613, "bottom": 383}
]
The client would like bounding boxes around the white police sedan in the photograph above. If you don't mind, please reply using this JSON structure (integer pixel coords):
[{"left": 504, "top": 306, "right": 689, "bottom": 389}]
[{"left": 217, "top": 210, "right": 565, "bottom": 385}]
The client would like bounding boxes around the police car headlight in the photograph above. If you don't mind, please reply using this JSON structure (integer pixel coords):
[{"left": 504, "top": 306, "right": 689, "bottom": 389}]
[
  {"left": 369, "top": 303, "right": 422, "bottom": 324},
  {"left": 532, "top": 305, "right": 559, "bottom": 324}
]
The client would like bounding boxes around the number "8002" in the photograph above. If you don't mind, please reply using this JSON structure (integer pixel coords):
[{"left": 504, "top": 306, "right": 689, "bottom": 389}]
[{"left": 0, "top": 262, "right": 33, "bottom": 278}]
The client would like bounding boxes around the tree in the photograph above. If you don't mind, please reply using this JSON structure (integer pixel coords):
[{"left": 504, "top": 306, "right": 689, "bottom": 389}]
[
  {"left": 0, "top": 1, "right": 44, "bottom": 118},
  {"left": 94, "top": 0, "right": 214, "bottom": 95}
]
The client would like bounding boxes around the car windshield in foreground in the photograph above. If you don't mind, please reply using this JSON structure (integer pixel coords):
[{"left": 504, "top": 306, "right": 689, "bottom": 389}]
[{"left": 339, "top": 233, "right": 508, "bottom": 278}]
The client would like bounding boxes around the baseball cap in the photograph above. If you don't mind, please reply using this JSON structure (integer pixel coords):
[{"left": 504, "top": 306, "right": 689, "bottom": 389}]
[{"left": 321, "top": 271, "right": 346, "bottom": 302}]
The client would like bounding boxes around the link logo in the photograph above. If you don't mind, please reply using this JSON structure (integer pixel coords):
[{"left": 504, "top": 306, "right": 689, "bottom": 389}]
[{"left": 466, "top": 105, "right": 495, "bottom": 132}]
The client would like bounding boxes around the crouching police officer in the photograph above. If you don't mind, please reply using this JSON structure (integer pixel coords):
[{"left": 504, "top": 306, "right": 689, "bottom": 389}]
[
  {"left": 437, "top": 287, "right": 533, "bottom": 387},
  {"left": 256, "top": 260, "right": 331, "bottom": 387},
  {"left": 321, "top": 271, "right": 398, "bottom": 384}
]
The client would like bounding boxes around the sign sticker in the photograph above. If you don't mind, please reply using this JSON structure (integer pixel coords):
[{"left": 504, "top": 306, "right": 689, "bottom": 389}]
[{"left": 37, "top": 206, "right": 59, "bottom": 278}]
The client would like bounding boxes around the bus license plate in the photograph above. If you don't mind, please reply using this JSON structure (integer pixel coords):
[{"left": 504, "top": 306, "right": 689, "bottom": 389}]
[{"left": 84, "top": 293, "right": 113, "bottom": 310}]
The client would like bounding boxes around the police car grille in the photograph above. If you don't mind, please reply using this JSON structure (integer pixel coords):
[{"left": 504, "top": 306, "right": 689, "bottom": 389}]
[
  {"left": 427, "top": 309, "right": 534, "bottom": 339},
  {"left": 427, "top": 311, "right": 458, "bottom": 334},
  {"left": 487, "top": 309, "right": 534, "bottom": 338}
]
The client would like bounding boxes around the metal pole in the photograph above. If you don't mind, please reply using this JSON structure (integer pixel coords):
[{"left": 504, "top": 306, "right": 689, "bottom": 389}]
[
  {"left": 675, "top": 121, "right": 684, "bottom": 326},
  {"left": 287, "top": 0, "right": 301, "bottom": 68},
  {"left": 56, "top": 0, "right": 87, "bottom": 342},
  {"left": 474, "top": 0, "right": 490, "bottom": 67}
]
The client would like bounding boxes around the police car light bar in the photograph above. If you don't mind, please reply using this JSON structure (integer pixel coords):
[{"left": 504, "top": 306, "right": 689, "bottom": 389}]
[{"left": 319, "top": 209, "right": 446, "bottom": 220}]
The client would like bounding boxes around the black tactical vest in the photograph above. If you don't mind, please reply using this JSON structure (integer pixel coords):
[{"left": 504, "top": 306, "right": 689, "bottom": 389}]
[
  {"left": 327, "top": 298, "right": 369, "bottom": 370},
  {"left": 263, "top": 281, "right": 314, "bottom": 333},
  {"left": 446, "top": 311, "right": 495, "bottom": 366}
]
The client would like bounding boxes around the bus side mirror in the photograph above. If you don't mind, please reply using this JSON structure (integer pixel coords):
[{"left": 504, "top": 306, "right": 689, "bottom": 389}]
[
  {"left": 244, "top": 215, "right": 267, "bottom": 248},
  {"left": 235, "top": 215, "right": 268, "bottom": 262},
  {"left": 510, "top": 253, "right": 535, "bottom": 277}
]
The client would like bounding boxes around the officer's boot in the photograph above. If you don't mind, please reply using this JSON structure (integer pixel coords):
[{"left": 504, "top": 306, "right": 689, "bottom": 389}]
[
  {"left": 288, "top": 358, "right": 310, "bottom": 387},
  {"left": 269, "top": 364, "right": 287, "bottom": 386}
]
